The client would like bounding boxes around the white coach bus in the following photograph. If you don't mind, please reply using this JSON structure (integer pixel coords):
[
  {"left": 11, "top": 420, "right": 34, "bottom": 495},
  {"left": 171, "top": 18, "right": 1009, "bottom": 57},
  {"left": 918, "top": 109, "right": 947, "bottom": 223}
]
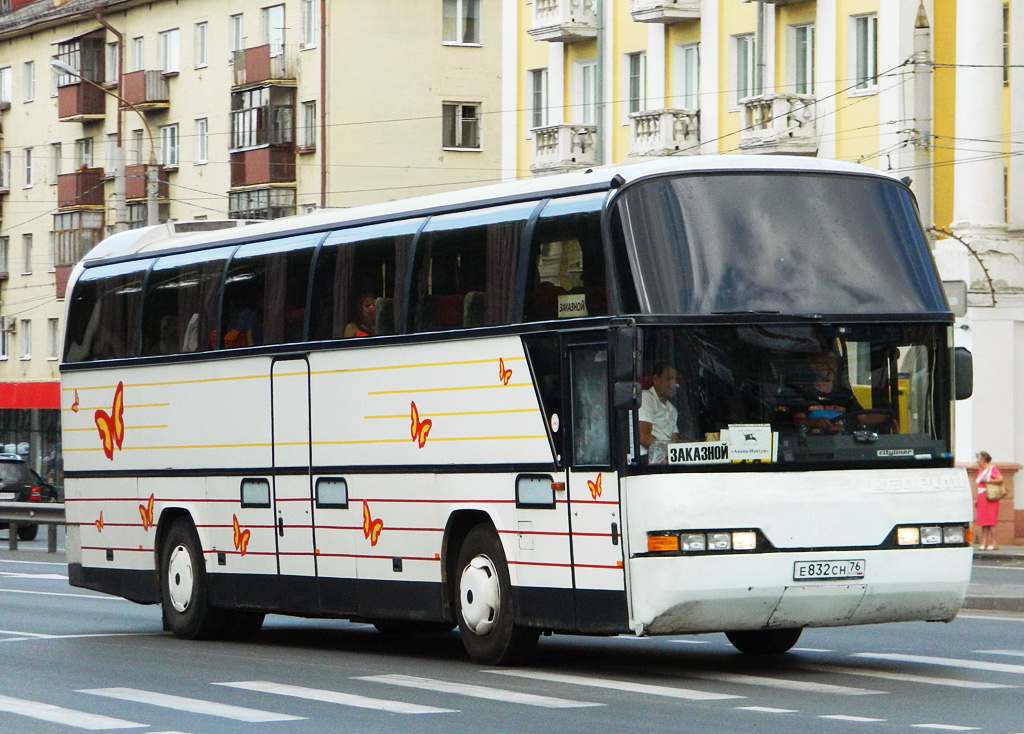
[{"left": 60, "top": 156, "right": 974, "bottom": 664}]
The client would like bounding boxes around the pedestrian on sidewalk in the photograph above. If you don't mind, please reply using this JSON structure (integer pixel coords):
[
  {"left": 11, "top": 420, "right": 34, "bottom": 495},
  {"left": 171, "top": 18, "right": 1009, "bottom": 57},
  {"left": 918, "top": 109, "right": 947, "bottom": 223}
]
[{"left": 975, "top": 451, "right": 1006, "bottom": 550}]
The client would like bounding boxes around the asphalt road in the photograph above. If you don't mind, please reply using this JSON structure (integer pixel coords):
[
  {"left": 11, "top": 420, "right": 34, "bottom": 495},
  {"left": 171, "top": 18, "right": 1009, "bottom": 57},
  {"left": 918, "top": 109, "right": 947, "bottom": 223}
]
[{"left": 2, "top": 538, "right": 1024, "bottom": 734}]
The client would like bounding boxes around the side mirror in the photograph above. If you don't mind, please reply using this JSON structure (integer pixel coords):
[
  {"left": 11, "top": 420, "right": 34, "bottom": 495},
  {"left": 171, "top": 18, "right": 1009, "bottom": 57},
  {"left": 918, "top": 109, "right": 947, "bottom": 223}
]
[
  {"left": 613, "top": 380, "right": 641, "bottom": 410},
  {"left": 954, "top": 346, "right": 973, "bottom": 400},
  {"left": 612, "top": 325, "right": 640, "bottom": 383}
]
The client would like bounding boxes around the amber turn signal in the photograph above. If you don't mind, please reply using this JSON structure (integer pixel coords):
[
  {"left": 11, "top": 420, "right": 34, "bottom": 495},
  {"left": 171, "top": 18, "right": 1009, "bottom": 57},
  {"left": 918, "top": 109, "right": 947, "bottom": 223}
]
[{"left": 647, "top": 535, "right": 680, "bottom": 553}]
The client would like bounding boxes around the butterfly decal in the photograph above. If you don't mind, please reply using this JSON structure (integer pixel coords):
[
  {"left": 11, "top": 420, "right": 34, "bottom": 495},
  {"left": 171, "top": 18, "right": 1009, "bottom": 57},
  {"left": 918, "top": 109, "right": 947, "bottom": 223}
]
[
  {"left": 232, "top": 514, "right": 251, "bottom": 556},
  {"left": 410, "top": 401, "right": 432, "bottom": 449},
  {"left": 139, "top": 493, "right": 154, "bottom": 531},
  {"left": 71, "top": 390, "right": 80, "bottom": 413},
  {"left": 95, "top": 512, "right": 104, "bottom": 533},
  {"left": 362, "top": 500, "right": 383, "bottom": 546},
  {"left": 498, "top": 358, "right": 513, "bottom": 386},
  {"left": 588, "top": 473, "right": 603, "bottom": 500},
  {"left": 95, "top": 382, "right": 125, "bottom": 461}
]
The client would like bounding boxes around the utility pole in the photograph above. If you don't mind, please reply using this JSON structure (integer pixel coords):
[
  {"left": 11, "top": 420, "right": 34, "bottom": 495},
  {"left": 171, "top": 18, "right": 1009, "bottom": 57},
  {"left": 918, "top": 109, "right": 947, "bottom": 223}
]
[
  {"left": 912, "top": 1, "right": 933, "bottom": 232},
  {"left": 594, "top": 0, "right": 604, "bottom": 166}
]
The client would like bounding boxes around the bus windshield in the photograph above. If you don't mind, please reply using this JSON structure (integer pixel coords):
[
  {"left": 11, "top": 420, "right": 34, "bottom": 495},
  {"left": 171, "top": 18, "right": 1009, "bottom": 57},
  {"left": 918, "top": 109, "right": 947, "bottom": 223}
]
[
  {"left": 635, "top": 323, "right": 951, "bottom": 469},
  {"left": 617, "top": 172, "right": 947, "bottom": 316}
]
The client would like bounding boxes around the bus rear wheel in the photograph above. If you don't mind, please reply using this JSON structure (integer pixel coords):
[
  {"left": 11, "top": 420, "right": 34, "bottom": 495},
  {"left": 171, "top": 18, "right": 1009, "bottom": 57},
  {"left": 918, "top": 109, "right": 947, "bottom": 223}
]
[
  {"left": 725, "top": 628, "right": 803, "bottom": 655},
  {"left": 454, "top": 525, "right": 538, "bottom": 665},
  {"left": 161, "top": 518, "right": 228, "bottom": 640}
]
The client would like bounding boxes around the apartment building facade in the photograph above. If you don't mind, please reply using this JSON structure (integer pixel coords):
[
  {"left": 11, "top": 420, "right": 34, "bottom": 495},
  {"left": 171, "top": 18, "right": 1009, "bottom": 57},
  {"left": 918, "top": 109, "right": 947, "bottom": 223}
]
[{"left": 0, "top": 0, "right": 504, "bottom": 481}]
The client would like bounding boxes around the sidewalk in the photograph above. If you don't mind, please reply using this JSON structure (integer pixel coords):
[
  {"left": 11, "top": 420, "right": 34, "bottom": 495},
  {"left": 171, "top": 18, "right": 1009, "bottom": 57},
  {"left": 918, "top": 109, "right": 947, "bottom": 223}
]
[{"left": 964, "top": 544, "right": 1024, "bottom": 613}]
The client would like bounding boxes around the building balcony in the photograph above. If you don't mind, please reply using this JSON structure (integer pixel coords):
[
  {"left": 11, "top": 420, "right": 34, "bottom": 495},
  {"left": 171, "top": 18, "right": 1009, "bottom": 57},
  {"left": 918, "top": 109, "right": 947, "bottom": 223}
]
[
  {"left": 122, "top": 70, "right": 170, "bottom": 111},
  {"left": 530, "top": 124, "right": 596, "bottom": 176},
  {"left": 57, "top": 168, "right": 105, "bottom": 208},
  {"left": 627, "top": 108, "right": 700, "bottom": 157},
  {"left": 125, "top": 164, "right": 170, "bottom": 200},
  {"left": 528, "top": 0, "right": 597, "bottom": 43},
  {"left": 230, "top": 146, "right": 296, "bottom": 188},
  {"left": 758, "top": 0, "right": 804, "bottom": 4},
  {"left": 57, "top": 82, "right": 106, "bottom": 122},
  {"left": 630, "top": 0, "right": 700, "bottom": 23},
  {"left": 232, "top": 44, "right": 296, "bottom": 88},
  {"left": 738, "top": 93, "right": 818, "bottom": 155}
]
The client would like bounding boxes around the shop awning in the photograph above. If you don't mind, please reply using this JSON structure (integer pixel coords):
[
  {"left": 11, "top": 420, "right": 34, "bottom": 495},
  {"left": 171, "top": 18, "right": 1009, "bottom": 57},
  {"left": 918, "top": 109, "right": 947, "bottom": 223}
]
[{"left": 0, "top": 382, "right": 61, "bottom": 410}]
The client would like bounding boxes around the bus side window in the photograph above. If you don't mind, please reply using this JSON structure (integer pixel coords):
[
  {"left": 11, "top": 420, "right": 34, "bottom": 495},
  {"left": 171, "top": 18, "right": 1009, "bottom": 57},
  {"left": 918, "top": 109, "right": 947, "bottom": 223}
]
[
  {"left": 308, "top": 220, "right": 417, "bottom": 340},
  {"left": 524, "top": 335, "right": 564, "bottom": 464},
  {"left": 64, "top": 261, "right": 149, "bottom": 362},
  {"left": 524, "top": 193, "right": 607, "bottom": 323},
  {"left": 571, "top": 345, "right": 611, "bottom": 466},
  {"left": 141, "top": 248, "right": 230, "bottom": 357},
  {"left": 410, "top": 203, "right": 534, "bottom": 333}
]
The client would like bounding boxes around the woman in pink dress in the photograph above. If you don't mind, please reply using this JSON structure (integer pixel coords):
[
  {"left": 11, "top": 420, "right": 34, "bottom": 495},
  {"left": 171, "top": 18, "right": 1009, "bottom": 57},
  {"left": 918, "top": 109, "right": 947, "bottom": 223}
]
[{"left": 975, "top": 451, "right": 1004, "bottom": 550}]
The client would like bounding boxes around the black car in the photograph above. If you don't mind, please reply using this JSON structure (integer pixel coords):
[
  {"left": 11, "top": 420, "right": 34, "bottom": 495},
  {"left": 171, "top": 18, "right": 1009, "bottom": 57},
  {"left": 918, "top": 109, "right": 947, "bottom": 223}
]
[{"left": 0, "top": 454, "right": 59, "bottom": 541}]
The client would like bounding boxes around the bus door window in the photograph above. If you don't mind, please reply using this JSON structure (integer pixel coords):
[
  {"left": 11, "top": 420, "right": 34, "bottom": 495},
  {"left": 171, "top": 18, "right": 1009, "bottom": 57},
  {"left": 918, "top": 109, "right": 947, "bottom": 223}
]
[
  {"left": 569, "top": 345, "right": 610, "bottom": 467},
  {"left": 410, "top": 203, "right": 533, "bottom": 333},
  {"left": 523, "top": 193, "right": 607, "bottom": 323},
  {"left": 523, "top": 334, "right": 564, "bottom": 465},
  {"left": 64, "top": 260, "right": 149, "bottom": 362},
  {"left": 309, "top": 219, "right": 419, "bottom": 340},
  {"left": 141, "top": 247, "right": 232, "bottom": 356}
]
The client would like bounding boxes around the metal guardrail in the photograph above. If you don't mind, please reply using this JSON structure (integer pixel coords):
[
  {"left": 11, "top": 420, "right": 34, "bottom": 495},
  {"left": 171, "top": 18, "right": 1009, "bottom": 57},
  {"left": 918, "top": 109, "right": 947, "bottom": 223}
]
[{"left": 0, "top": 502, "right": 65, "bottom": 553}]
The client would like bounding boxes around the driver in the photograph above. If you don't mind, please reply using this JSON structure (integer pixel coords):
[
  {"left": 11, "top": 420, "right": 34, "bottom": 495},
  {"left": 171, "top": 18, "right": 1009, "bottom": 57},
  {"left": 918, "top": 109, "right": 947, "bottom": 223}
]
[{"left": 791, "top": 352, "right": 863, "bottom": 436}]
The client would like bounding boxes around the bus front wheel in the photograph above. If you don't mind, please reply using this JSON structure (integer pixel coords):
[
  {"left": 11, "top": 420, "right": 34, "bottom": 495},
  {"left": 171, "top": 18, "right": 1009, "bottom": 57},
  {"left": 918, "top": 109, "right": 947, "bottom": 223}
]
[
  {"left": 454, "top": 525, "right": 538, "bottom": 665},
  {"left": 725, "top": 627, "right": 803, "bottom": 655},
  {"left": 161, "top": 518, "right": 228, "bottom": 640}
]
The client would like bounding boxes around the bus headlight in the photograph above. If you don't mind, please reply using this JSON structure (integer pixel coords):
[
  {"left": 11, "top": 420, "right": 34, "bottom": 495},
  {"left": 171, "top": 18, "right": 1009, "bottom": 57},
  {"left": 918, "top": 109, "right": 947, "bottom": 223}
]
[
  {"left": 920, "top": 526, "right": 943, "bottom": 545},
  {"left": 897, "top": 527, "right": 921, "bottom": 545},
  {"left": 708, "top": 533, "right": 732, "bottom": 551},
  {"left": 732, "top": 531, "right": 758, "bottom": 551},
  {"left": 681, "top": 533, "right": 707, "bottom": 552},
  {"left": 943, "top": 526, "right": 966, "bottom": 544}
]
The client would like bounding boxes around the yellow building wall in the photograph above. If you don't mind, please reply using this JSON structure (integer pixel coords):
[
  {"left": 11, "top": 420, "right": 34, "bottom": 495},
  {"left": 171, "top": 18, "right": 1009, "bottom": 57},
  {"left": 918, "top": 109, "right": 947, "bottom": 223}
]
[
  {"left": 718, "top": 0, "right": 757, "bottom": 154},
  {"left": 665, "top": 20, "right": 701, "bottom": 108},
  {"left": 611, "top": 0, "right": 648, "bottom": 161},
  {"left": 774, "top": 1, "right": 816, "bottom": 94},
  {"left": 833, "top": 0, "right": 880, "bottom": 164},
  {"left": 933, "top": 0, "right": 956, "bottom": 229}
]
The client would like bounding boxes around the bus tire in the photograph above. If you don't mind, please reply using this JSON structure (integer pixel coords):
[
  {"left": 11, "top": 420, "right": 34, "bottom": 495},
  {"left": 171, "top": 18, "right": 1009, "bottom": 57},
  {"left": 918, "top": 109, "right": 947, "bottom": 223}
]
[
  {"left": 454, "top": 524, "right": 538, "bottom": 665},
  {"left": 725, "top": 627, "right": 802, "bottom": 655},
  {"left": 16, "top": 523, "right": 38, "bottom": 541},
  {"left": 161, "top": 518, "right": 228, "bottom": 640}
]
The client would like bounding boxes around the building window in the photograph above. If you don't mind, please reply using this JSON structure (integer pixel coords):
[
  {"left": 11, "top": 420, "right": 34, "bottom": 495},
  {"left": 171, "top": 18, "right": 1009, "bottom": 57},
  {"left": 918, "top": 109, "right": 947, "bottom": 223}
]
[
  {"left": 853, "top": 14, "right": 878, "bottom": 92},
  {"left": 20, "top": 320, "right": 31, "bottom": 360},
  {"left": 159, "top": 124, "right": 179, "bottom": 167},
  {"left": 194, "top": 22, "right": 208, "bottom": 68},
  {"left": 0, "top": 330, "right": 7, "bottom": 360},
  {"left": 0, "top": 66, "right": 10, "bottom": 106},
  {"left": 22, "top": 233, "right": 32, "bottom": 274},
  {"left": 443, "top": 0, "right": 481, "bottom": 45},
  {"left": 674, "top": 44, "right": 699, "bottom": 109},
  {"left": 0, "top": 151, "right": 10, "bottom": 191},
  {"left": 530, "top": 68, "right": 548, "bottom": 129},
  {"left": 23, "top": 147, "right": 33, "bottom": 188},
  {"left": 301, "top": 0, "right": 318, "bottom": 49},
  {"left": 627, "top": 51, "right": 647, "bottom": 114},
  {"left": 231, "top": 86, "right": 295, "bottom": 149},
  {"left": 574, "top": 60, "right": 597, "bottom": 124},
  {"left": 53, "top": 211, "right": 105, "bottom": 265},
  {"left": 230, "top": 14, "right": 245, "bottom": 54},
  {"left": 228, "top": 187, "right": 296, "bottom": 220},
  {"left": 131, "top": 37, "right": 144, "bottom": 73},
  {"left": 195, "top": 118, "right": 208, "bottom": 164},
  {"left": 51, "top": 143, "right": 62, "bottom": 184},
  {"left": 76, "top": 137, "right": 93, "bottom": 169},
  {"left": 792, "top": 24, "right": 815, "bottom": 95},
  {"left": 105, "top": 42, "right": 119, "bottom": 84},
  {"left": 734, "top": 34, "right": 755, "bottom": 104},
  {"left": 22, "top": 60, "right": 34, "bottom": 102},
  {"left": 48, "top": 319, "right": 59, "bottom": 360},
  {"left": 1004, "top": 4, "right": 1010, "bottom": 86},
  {"left": 299, "top": 101, "right": 316, "bottom": 150},
  {"left": 160, "top": 29, "right": 180, "bottom": 73},
  {"left": 263, "top": 5, "right": 285, "bottom": 57},
  {"left": 442, "top": 102, "right": 480, "bottom": 149},
  {"left": 129, "top": 130, "right": 144, "bottom": 167},
  {"left": 0, "top": 237, "right": 8, "bottom": 274}
]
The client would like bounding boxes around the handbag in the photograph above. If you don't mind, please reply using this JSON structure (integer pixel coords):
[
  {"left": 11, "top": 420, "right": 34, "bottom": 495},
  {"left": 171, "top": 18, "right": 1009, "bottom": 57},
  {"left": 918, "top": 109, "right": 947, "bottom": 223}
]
[{"left": 987, "top": 483, "right": 1008, "bottom": 502}]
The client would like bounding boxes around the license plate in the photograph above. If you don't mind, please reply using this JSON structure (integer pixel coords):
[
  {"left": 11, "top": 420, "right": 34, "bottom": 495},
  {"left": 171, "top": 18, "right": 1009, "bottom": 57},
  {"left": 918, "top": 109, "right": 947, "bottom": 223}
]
[
  {"left": 793, "top": 559, "right": 865, "bottom": 581},
  {"left": 0, "top": 491, "right": 16, "bottom": 501}
]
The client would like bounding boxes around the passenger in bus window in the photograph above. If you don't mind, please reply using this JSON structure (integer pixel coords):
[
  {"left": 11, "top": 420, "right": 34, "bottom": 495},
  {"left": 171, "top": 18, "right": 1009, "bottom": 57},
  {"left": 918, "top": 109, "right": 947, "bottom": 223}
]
[
  {"left": 344, "top": 293, "right": 377, "bottom": 338},
  {"left": 639, "top": 362, "right": 680, "bottom": 464}
]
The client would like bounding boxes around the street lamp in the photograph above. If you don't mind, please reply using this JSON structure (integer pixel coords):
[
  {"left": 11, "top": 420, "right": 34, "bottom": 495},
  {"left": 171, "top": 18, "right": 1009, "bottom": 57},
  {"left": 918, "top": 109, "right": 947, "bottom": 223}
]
[{"left": 50, "top": 58, "right": 160, "bottom": 228}]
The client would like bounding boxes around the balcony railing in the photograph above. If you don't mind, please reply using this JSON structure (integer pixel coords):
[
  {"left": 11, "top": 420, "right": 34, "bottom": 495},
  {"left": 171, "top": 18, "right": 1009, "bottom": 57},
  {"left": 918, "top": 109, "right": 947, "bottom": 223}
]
[
  {"left": 628, "top": 109, "right": 700, "bottom": 157},
  {"left": 530, "top": 124, "right": 596, "bottom": 176},
  {"left": 125, "top": 164, "right": 170, "bottom": 200},
  {"left": 738, "top": 93, "right": 818, "bottom": 155},
  {"left": 122, "top": 70, "right": 170, "bottom": 110},
  {"left": 230, "top": 147, "right": 296, "bottom": 188},
  {"left": 57, "top": 82, "right": 106, "bottom": 122},
  {"left": 528, "top": 0, "right": 597, "bottom": 43},
  {"left": 233, "top": 44, "right": 297, "bottom": 87},
  {"left": 57, "top": 168, "right": 105, "bottom": 208},
  {"left": 630, "top": 0, "right": 700, "bottom": 23}
]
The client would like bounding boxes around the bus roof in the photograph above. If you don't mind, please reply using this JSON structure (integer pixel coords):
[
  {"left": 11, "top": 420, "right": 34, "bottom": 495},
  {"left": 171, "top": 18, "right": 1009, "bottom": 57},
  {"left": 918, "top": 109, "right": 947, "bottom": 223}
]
[{"left": 81, "top": 155, "right": 897, "bottom": 266}]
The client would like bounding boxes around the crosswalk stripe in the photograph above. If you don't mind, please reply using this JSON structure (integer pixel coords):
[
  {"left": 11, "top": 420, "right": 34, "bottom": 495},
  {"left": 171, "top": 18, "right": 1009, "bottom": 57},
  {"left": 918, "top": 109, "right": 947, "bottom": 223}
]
[
  {"left": 356, "top": 674, "right": 602, "bottom": 709},
  {"left": 78, "top": 687, "right": 305, "bottom": 722},
  {"left": 738, "top": 706, "right": 798, "bottom": 714},
  {"left": 821, "top": 715, "right": 887, "bottom": 722},
  {"left": 854, "top": 653, "right": 1024, "bottom": 675},
  {"left": 804, "top": 663, "right": 1017, "bottom": 689},
  {"left": 215, "top": 681, "right": 456, "bottom": 715},
  {"left": 977, "top": 649, "right": 1024, "bottom": 658},
  {"left": 909, "top": 725, "right": 980, "bottom": 731},
  {"left": 0, "top": 693, "right": 147, "bottom": 730},
  {"left": 487, "top": 669, "right": 743, "bottom": 701},
  {"left": 676, "top": 670, "right": 885, "bottom": 696}
]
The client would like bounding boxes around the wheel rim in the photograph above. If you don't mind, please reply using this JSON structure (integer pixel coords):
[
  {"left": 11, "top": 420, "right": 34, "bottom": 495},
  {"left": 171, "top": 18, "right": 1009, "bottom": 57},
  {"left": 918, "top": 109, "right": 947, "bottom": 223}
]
[
  {"left": 459, "top": 554, "right": 500, "bottom": 636},
  {"left": 167, "top": 544, "right": 195, "bottom": 613}
]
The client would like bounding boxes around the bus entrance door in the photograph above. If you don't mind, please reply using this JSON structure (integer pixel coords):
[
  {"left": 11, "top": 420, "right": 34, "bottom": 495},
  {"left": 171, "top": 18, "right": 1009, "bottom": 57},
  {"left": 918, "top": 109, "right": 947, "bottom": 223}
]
[{"left": 271, "top": 356, "right": 318, "bottom": 613}]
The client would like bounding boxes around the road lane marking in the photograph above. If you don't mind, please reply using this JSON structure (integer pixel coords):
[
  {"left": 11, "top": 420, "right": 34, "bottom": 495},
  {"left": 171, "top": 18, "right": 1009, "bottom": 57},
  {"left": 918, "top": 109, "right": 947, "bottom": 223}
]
[
  {"left": 0, "top": 629, "right": 154, "bottom": 640},
  {"left": 675, "top": 670, "right": 885, "bottom": 696},
  {"left": 79, "top": 687, "right": 305, "bottom": 722},
  {"left": 958, "top": 613, "right": 1024, "bottom": 623},
  {"left": 802, "top": 663, "right": 1017, "bottom": 689},
  {"left": 486, "top": 669, "right": 743, "bottom": 701},
  {"left": 854, "top": 653, "right": 1024, "bottom": 675},
  {"left": 356, "top": 674, "right": 602, "bottom": 708},
  {"left": 820, "top": 715, "right": 887, "bottom": 722},
  {"left": 668, "top": 639, "right": 711, "bottom": 645},
  {"left": 215, "top": 681, "right": 455, "bottom": 715},
  {"left": 737, "top": 706, "right": 798, "bottom": 713},
  {"left": 0, "top": 559, "right": 66, "bottom": 566},
  {"left": 0, "top": 588, "right": 126, "bottom": 600},
  {"left": 977, "top": 649, "right": 1024, "bottom": 658},
  {"left": 910, "top": 725, "right": 979, "bottom": 731},
  {"left": 0, "top": 693, "right": 147, "bottom": 730},
  {"left": 0, "top": 572, "right": 68, "bottom": 579}
]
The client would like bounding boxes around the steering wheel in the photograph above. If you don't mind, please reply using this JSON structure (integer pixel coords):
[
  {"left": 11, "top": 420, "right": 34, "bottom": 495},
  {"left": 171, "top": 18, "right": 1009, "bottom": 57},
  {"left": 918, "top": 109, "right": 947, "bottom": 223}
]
[{"left": 838, "top": 409, "right": 898, "bottom": 434}]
